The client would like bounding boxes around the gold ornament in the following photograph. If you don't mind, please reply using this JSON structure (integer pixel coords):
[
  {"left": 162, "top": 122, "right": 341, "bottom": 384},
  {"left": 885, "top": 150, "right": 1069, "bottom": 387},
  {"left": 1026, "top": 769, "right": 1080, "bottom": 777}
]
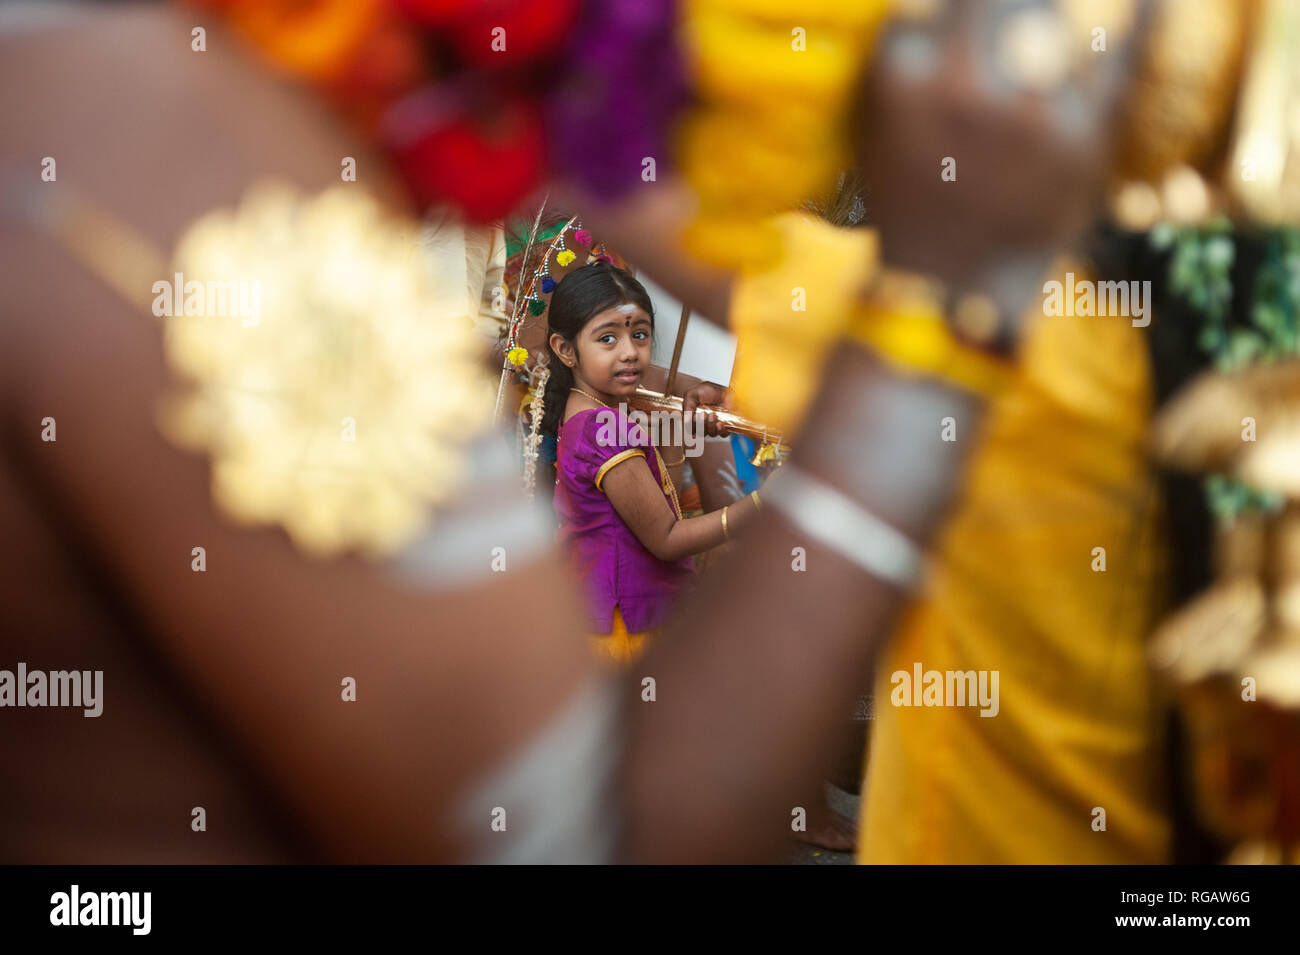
[
  {"left": 156, "top": 183, "right": 495, "bottom": 559},
  {"left": 1151, "top": 363, "right": 1300, "bottom": 852},
  {"left": 1228, "top": 0, "right": 1300, "bottom": 225},
  {"left": 1152, "top": 359, "right": 1300, "bottom": 480}
]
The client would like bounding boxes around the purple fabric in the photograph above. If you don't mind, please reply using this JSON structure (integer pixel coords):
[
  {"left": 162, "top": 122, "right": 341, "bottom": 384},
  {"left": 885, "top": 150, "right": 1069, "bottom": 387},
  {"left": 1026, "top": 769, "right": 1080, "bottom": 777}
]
[
  {"left": 555, "top": 407, "right": 695, "bottom": 633},
  {"left": 544, "top": 0, "right": 689, "bottom": 200}
]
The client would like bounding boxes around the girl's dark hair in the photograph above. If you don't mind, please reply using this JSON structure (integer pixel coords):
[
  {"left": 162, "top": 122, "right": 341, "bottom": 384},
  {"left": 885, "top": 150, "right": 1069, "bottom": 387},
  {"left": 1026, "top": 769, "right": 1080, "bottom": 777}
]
[{"left": 540, "top": 262, "right": 655, "bottom": 438}]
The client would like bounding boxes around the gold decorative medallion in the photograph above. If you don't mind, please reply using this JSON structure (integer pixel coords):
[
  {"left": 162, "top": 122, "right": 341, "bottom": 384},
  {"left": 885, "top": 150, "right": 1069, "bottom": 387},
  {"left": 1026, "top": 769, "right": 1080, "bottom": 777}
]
[{"left": 156, "top": 183, "right": 495, "bottom": 559}]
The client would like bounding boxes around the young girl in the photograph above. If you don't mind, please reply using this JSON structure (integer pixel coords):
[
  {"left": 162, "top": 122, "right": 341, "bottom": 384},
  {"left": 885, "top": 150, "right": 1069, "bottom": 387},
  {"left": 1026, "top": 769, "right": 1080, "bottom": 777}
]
[{"left": 542, "top": 263, "right": 761, "bottom": 664}]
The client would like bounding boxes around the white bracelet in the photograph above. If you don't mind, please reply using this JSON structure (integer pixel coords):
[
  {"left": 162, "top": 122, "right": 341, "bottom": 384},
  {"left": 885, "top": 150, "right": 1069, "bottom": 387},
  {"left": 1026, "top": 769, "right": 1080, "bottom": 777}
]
[{"left": 763, "top": 463, "right": 924, "bottom": 591}]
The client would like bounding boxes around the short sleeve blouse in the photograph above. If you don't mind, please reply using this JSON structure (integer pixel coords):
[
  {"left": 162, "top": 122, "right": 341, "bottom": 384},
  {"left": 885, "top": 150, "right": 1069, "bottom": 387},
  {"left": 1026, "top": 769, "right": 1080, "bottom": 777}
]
[{"left": 554, "top": 407, "right": 694, "bottom": 634}]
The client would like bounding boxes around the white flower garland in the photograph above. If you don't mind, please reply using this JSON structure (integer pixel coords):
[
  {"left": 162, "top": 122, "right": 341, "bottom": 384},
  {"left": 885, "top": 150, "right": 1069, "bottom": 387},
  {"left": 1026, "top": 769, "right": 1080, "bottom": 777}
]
[{"left": 522, "top": 361, "right": 550, "bottom": 500}]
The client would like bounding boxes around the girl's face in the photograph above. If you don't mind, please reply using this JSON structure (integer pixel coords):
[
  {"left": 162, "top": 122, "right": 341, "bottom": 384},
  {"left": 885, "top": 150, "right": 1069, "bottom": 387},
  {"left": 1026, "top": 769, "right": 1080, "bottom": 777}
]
[{"left": 571, "top": 302, "right": 653, "bottom": 399}]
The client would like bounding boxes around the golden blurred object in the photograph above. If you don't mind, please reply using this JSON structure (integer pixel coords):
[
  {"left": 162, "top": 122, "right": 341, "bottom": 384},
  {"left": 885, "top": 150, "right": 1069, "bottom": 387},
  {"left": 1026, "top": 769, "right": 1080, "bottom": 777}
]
[
  {"left": 1242, "top": 419, "right": 1300, "bottom": 497},
  {"left": 1161, "top": 164, "right": 1213, "bottom": 225},
  {"left": 1228, "top": 0, "right": 1300, "bottom": 225},
  {"left": 1062, "top": 0, "right": 1137, "bottom": 43},
  {"left": 1149, "top": 575, "right": 1267, "bottom": 684},
  {"left": 1113, "top": 0, "right": 1254, "bottom": 185},
  {"left": 1225, "top": 840, "right": 1300, "bottom": 864},
  {"left": 157, "top": 183, "right": 496, "bottom": 559},
  {"left": 1109, "top": 0, "right": 1300, "bottom": 227},
  {"left": 951, "top": 292, "right": 1001, "bottom": 346},
  {"left": 1112, "top": 180, "right": 1163, "bottom": 231},
  {"left": 1109, "top": 0, "right": 1256, "bottom": 225},
  {"left": 1151, "top": 359, "right": 1300, "bottom": 476},
  {"left": 1244, "top": 642, "right": 1300, "bottom": 710},
  {"left": 1152, "top": 350, "right": 1300, "bottom": 850},
  {"left": 851, "top": 265, "right": 1014, "bottom": 400},
  {"left": 1150, "top": 504, "right": 1300, "bottom": 849}
]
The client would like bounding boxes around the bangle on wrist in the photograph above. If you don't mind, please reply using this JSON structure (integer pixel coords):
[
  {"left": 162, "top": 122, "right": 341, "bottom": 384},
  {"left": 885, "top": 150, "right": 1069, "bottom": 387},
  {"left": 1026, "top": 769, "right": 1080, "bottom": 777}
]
[
  {"left": 661, "top": 453, "right": 686, "bottom": 467},
  {"left": 853, "top": 268, "right": 1014, "bottom": 398},
  {"left": 762, "top": 463, "right": 924, "bottom": 591},
  {"left": 750, "top": 489, "right": 762, "bottom": 511},
  {"left": 721, "top": 505, "right": 730, "bottom": 541}
]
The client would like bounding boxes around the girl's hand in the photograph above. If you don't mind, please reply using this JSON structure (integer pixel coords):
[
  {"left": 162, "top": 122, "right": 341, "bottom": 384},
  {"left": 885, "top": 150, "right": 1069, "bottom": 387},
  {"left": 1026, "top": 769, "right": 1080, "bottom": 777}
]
[{"left": 682, "top": 381, "right": 734, "bottom": 437}]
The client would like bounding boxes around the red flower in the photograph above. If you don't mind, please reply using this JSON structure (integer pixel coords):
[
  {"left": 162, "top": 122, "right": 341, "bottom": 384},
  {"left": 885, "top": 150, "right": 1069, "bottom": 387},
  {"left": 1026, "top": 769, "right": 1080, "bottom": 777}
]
[
  {"left": 450, "top": 0, "right": 581, "bottom": 68},
  {"left": 393, "top": 97, "right": 543, "bottom": 221},
  {"left": 323, "top": 15, "right": 430, "bottom": 130},
  {"left": 389, "top": 0, "right": 481, "bottom": 28}
]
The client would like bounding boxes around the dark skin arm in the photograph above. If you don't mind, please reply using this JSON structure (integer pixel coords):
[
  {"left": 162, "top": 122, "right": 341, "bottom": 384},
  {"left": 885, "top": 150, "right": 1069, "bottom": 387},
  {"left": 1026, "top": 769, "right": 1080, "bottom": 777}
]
[{"left": 0, "top": 7, "right": 594, "bottom": 863}]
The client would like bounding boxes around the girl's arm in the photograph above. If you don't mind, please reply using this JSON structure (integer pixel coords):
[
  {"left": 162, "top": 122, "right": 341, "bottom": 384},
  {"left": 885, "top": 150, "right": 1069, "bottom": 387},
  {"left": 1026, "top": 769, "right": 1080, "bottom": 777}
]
[{"left": 600, "top": 456, "right": 759, "bottom": 562}]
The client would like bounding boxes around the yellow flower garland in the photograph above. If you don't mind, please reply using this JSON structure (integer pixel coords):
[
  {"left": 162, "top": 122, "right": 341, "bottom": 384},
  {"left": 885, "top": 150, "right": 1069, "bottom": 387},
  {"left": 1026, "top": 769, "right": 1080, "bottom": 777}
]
[{"left": 678, "top": 0, "right": 891, "bottom": 269}]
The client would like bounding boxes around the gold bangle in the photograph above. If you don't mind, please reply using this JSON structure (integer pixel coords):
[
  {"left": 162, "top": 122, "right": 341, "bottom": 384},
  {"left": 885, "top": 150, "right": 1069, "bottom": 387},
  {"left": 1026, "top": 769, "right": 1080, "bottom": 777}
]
[
  {"left": 721, "top": 505, "right": 730, "bottom": 541},
  {"left": 851, "top": 265, "right": 1016, "bottom": 399},
  {"left": 750, "top": 489, "right": 762, "bottom": 511},
  {"left": 661, "top": 453, "right": 686, "bottom": 467},
  {"left": 851, "top": 300, "right": 1011, "bottom": 399}
]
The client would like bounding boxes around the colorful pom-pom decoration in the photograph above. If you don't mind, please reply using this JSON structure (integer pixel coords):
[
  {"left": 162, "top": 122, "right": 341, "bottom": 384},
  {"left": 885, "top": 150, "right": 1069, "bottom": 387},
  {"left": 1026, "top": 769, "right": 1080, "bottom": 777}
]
[
  {"left": 573, "top": 229, "right": 592, "bottom": 246},
  {"left": 507, "top": 345, "right": 529, "bottom": 365},
  {"left": 595, "top": 253, "right": 613, "bottom": 264},
  {"left": 556, "top": 249, "right": 576, "bottom": 267},
  {"left": 541, "top": 276, "right": 557, "bottom": 293},
  {"left": 528, "top": 298, "right": 547, "bottom": 315}
]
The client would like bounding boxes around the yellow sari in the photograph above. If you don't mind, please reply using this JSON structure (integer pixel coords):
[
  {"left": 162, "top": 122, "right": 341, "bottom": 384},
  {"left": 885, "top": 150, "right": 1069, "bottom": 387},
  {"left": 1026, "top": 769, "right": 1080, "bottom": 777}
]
[{"left": 859, "top": 296, "right": 1170, "bottom": 864}]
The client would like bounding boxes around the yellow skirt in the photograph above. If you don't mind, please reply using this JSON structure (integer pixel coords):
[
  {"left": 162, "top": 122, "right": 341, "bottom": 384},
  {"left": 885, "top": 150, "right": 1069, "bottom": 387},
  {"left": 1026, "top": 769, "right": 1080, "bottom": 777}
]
[{"left": 588, "top": 606, "right": 655, "bottom": 667}]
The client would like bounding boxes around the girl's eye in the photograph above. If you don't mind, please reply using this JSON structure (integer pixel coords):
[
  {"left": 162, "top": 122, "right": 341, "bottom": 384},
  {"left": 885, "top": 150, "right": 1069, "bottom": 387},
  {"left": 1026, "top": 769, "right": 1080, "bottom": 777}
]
[
  {"left": 633, "top": 330, "right": 648, "bottom": 340},
  {"left": 598, "top": 334, "right": 616, "bottom": 345}
]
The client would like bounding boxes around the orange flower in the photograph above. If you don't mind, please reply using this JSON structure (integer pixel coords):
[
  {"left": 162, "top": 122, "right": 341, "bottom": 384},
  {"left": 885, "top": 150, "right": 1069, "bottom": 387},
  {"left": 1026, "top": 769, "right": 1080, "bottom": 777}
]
[
  {"left": 322, "top": 14, "right": 430, "bottom": 131},
  {"left": 218, "top": 0, "right": 386, "bottom": 83}
]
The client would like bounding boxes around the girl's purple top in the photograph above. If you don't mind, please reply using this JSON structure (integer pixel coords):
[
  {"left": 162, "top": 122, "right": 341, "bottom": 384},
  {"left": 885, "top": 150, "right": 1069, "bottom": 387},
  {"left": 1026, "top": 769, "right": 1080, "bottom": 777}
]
[{"left": 555, "top": 407, "right": 695, "bottom": 634}]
